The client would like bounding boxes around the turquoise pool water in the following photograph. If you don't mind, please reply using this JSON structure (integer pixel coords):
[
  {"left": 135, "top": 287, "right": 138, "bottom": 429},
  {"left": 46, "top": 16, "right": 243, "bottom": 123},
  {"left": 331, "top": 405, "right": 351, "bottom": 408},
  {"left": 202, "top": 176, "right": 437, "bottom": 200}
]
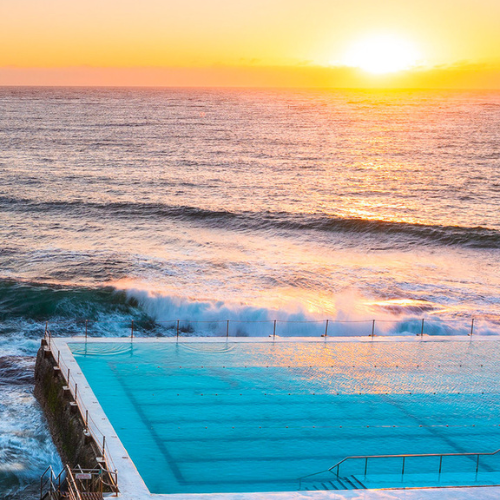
[{"left": 71, "top": 341, "right": 500, "bottom": 494}]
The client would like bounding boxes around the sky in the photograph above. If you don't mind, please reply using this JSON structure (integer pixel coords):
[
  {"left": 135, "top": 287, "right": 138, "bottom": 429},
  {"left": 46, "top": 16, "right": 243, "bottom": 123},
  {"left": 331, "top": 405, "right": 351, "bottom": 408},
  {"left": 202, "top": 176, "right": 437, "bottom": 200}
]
[{"left": 1, "top": 0, "right": 500, "bottom": 88}]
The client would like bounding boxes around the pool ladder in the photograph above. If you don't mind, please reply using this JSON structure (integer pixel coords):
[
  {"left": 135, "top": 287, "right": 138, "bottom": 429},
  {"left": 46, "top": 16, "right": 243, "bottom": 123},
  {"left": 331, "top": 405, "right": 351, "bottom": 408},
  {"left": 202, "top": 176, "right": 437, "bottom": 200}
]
[{"left": 298, "top": 447, "right": 500, "bottom": 491}]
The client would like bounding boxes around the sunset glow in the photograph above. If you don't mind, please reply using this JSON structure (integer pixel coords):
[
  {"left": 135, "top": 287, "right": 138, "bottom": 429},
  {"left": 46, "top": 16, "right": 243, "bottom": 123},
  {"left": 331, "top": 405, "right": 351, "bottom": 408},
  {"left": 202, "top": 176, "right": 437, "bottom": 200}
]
[
  {"left": 1, "top": 0, "right": 500, "bottom": 87},
  {"left": 342, "top": 35, "right": 421, "bottom": 74}
]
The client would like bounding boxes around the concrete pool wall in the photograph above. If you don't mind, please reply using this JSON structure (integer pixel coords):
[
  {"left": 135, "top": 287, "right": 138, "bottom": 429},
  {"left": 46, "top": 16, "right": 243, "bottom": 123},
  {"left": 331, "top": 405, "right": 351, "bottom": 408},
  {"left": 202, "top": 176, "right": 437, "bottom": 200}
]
[{"left": 36, "top": 335, "right": 500, "bottom": 500}]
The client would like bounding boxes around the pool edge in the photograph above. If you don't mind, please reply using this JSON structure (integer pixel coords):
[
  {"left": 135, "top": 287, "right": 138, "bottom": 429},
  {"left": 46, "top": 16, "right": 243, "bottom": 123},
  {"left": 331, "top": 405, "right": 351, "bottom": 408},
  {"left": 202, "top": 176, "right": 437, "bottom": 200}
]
[{"left": 42, "top": 335, "right": 500, "bottom": 500}]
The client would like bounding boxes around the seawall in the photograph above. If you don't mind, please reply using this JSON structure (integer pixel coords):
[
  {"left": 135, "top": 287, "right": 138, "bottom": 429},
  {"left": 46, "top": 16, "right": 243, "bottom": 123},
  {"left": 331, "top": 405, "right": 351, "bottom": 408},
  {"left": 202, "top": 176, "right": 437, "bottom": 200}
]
[{"left": 34, "top": 339, "right": 100, "bottom": 470}]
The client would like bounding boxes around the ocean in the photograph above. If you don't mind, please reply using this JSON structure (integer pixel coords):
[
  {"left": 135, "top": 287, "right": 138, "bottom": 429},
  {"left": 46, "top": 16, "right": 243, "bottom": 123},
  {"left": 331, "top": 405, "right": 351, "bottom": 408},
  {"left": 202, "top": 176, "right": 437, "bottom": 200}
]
[{"left": 1, "top": 86, "right": 499, "bottom": 498}]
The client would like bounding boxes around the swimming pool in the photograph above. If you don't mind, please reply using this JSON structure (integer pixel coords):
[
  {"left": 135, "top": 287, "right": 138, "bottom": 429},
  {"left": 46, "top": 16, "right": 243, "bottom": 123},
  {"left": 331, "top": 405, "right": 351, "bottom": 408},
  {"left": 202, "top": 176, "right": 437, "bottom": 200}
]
[{"left": 67, "top": 338, "right": 500, "bottom": 495}]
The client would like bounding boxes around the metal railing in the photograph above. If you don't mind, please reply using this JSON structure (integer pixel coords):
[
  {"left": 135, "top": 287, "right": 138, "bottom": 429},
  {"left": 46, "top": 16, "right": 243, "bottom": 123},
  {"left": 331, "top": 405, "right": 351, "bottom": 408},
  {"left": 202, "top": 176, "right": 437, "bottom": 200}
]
[
  {"left": 65, "top": 467, "right": 84, "bottom": 500},
  {"left": 298, "top": 448, "right": 500, "bottom": 489},
  {"left": 40, "top": 464, "right": 118, "bottom": 500},
  {"left": 70, "top": 465, "right": 118, "bottom": 497},
  {"left": 40, "top": 465, "right": 63, "bottom": 500},
  {"left": 42, "top": 315, "right": 482, "bottom": 340},
  {"left": 43, "top": 329, "right": 119, "bottom": 495}
]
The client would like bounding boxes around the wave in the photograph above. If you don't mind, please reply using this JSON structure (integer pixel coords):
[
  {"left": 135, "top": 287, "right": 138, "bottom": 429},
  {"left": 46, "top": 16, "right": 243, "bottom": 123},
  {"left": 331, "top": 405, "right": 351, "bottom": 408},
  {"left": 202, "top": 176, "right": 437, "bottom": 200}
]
[
  {"left": 1, "top": 279, "right": 494, "bottom": 341},
  {"left": 0, "top": 279, "right": 133, "bottom": 322},
  {"left": 2, "top": 196, "right": 500, "bottom": 249},
  {"left": 124, "top": 288, "right": 499, "bottom": 338}
]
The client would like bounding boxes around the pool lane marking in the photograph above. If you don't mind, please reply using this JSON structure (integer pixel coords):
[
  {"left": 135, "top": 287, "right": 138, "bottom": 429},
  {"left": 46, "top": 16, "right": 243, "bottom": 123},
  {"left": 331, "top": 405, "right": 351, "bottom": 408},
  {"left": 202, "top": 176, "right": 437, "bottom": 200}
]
[
  {"left": 100, "top": 358, "right": 498, "bottom": 484},
  {"left": 108, "top": 365, "right": 334, "bottom": 488},
  {"left": 108, "top": 364, "right": 187, "bottom": 486},
  {"left": 141, "top": 426, "right": 496, "bottom": 444}
]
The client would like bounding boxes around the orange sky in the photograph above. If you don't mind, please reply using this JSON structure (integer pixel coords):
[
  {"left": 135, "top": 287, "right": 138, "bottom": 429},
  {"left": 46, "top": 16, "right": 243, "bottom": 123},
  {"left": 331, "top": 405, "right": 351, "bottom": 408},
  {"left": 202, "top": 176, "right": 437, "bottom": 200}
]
[{"left": 1, "top": 0, "right": 500, "bottom": 88}]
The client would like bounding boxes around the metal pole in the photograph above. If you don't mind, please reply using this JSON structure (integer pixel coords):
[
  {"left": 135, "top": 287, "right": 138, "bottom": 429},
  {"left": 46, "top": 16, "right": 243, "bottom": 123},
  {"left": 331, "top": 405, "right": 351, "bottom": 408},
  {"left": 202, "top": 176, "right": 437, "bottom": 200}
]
[
  {"left": 371, "top": 319, "right": 375, "bottom": 337},
  {"left": 420, "top": 318, "right": 425, "bottom": 336},
  {"left": 67, "top": 368, "right": 70, "bottom": 382},
  {"left": 273, "top": 320, "right": 276, "bottom": 339},
  {"left": 402, "top": 456, "right": 405, "bottom": 476},
  {"left": 57, "top": 350, "right": 60, "bottom": 366},
  {"left": 85, "top": 320, "right": 88, "bottom": 340},
  {"left": 86, "top": 410, "right": 89, "bottom": 429},
  {"left": 476, "top": 454, "right": 480, "bottom": 474},
  {"left": 364, "top": 457, "right": 368, "bottom": 476},
  {"left": 75, "top": 384, "right": 78, "bottom": 402},
  {"left": 324, "top": 319, "right": 329, "bottom": 337},
  {"left": 102, "top": 436, "right": 106, "bottom": 455},
  {"left": 470, "top": 318, "right": 475, "bottom": 336},
  {"left": 45, "top": 321, "right": 48, "bottom": 337},
  {"left": 226, "top": 319, "right": 229, "bottom": 338},
  {"left": 176, "top": 320, "right": 180, "bottom": 339},
  {"left": 439, "top": 455, "right": 443, "bottom": 474},
  {"left": 131, "top": 320, "right": 134, "bottom": 339}
]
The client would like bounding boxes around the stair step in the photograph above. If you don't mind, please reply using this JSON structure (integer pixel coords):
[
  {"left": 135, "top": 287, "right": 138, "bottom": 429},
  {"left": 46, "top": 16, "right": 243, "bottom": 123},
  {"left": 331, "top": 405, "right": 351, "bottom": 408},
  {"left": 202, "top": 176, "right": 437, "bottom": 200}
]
[
  {"left": 302, "top": 475, "right": 365, "bottom": 491},
  {"left": 328, "top": 480, "right": 339, "bottom": 490},
  {"left": 343, "top": 476, "right": 357, "bottom": 489},
  {"left": 350, "top": 475, "right": 367, "bottom": 489}
]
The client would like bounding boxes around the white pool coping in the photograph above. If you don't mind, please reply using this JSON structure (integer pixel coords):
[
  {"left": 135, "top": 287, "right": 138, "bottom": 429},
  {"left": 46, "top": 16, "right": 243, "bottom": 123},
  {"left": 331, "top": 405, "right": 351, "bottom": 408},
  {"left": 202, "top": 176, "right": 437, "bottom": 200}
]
[{"left": 47, "top": 335, "right": 500, "bottom": 500}]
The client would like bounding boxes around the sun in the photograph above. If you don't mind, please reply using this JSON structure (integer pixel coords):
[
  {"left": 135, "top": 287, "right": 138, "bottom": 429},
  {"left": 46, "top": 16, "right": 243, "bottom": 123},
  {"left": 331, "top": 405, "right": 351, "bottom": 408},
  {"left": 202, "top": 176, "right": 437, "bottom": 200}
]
[{"left": 342, "top": 35, "right": 420, "bottom": 74}]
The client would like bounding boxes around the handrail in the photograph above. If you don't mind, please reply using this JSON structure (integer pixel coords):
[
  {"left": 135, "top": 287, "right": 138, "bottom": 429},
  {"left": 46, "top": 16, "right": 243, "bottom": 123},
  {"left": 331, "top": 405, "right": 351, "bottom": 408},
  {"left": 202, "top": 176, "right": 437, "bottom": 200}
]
[
  {"left": 66, "top": 466, "right": 84, "bottom": 500},
  {"left": 298, "top": 448, "right": 500, "bottom": 488},
  {"left": 42, "top": 315, "right": 482, "bottom": 339},
  {"left": 40, "top": 465, "right": 66, "bottom": 500},
  {"left": 40, "top": 466, "right": 54, "bottom": 499}
]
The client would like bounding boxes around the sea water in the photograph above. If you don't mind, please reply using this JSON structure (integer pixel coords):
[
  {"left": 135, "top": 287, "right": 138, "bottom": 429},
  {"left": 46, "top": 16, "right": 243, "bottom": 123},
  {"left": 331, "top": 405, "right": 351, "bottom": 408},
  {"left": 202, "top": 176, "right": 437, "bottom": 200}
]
[{"left": 1, "top": 87, "right": 500, "bottom": 497}]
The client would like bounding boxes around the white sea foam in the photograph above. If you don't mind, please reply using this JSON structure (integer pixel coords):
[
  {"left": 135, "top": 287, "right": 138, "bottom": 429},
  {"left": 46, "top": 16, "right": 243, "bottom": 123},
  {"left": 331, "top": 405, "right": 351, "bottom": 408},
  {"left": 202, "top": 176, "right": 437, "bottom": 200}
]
[
  {"left": 124, "top": 287, "right": 490, "bottom": 337},
  {"left": 0, "top": 384, "right": 62, "bottom": 496}
]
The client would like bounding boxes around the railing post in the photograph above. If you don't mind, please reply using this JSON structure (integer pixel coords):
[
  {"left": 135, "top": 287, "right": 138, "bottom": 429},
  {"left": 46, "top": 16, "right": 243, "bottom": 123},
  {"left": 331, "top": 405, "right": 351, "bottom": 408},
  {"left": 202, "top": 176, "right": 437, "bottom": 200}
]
[
  {"left": 131, "top": 320, "right": 134, "bottom": 340},
  {"left": 364, "top": 457, "right": 368, "bottom": 476},
  {"left": 324, "top": 319, "right": 329, "bottom": 337},
  {"left": 273, "top": 320, "right": 276, "bottom": 339},
  {"left": 75, "top": 384, "right": 78, "bottom": 402},
  {"left": 420, "top": 318, "right": 424, "bottom": 336},
  {"left": 476, "top": 454, "right": 480, "bottom": 474},
  {"left": 470, "top": 318, "right": 475, "bottom": 336},
  {"left": 103, "top": 436, "right": 106, "bottom": 455},
  {"left": 226, "top": 319, "right": 229, "bottom": 338},
  {"left": 176, "top": 319, "right": 180, "bottom": 339},
  {"left": 439, "top": 455, "right": 443, "bottom": 474},
  {"left": 86, "top": 409, "right": 89, "bottom": 429},
  {"left": 67, "top": 368, "right": 70, "bottom": 383},
  {"left": 402, "top": 456, "right": 405, "bottom": 476},
  {"left": 85, "top": 319, "right": 88, "bottom": 341},
  {"left": 336, "top": 464, "right": 340, "bottom": 477},
  {"left": 371, "top": 319, "right": 375, "bottom": 337},
  {"left": 57, "top": 350, "right": 60, "bottom": 366}
]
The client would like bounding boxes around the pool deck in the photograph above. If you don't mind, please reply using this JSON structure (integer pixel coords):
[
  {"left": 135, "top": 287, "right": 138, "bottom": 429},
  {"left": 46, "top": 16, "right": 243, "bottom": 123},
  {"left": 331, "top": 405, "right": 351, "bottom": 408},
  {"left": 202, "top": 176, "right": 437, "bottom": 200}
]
[{"left": 48, "top": 335, "right": 500, "bottom": 500}]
